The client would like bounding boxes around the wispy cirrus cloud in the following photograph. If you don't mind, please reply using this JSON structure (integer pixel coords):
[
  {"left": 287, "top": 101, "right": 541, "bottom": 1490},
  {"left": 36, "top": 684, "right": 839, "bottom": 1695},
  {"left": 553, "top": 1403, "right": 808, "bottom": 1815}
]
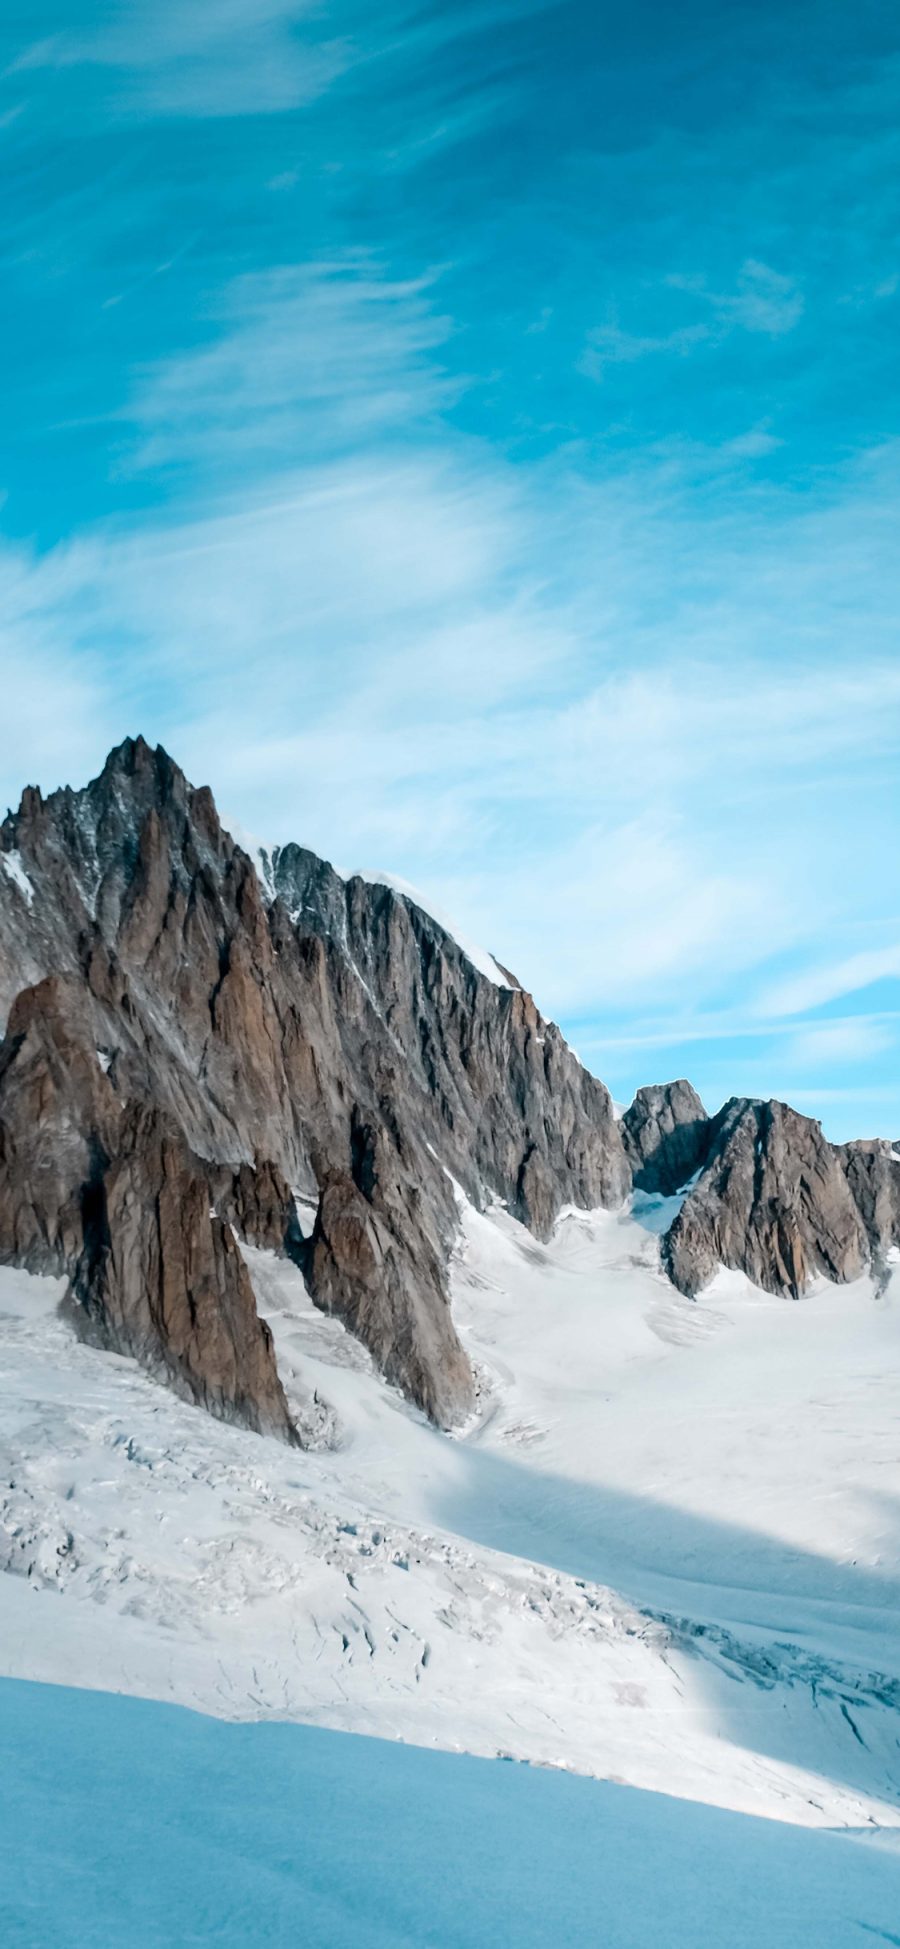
[
  {"left": 4, "top": 0, "right": 537, "bottom": 129},
  {"left": 757, "top": 947, "right": 900, "bottom": 1022},
  {"left": 781, "top": 1018, "right": 894, "bottom": 1069},
  {"left": 120, "top": 261, "right": 459, "bottom": 477},
  {"left": 3, "top": 248, "right": 899, "bottom": 1057},
  {"left": 581, "top": 260, "right": 804, "bottom": 380},
  {"left": 579, "top": 321, "right": 710, "bottom": 378},
  {"left": 6, "top": 2, "right": 352, "bottom": 120},
  {"left": 3, "top": 393, "right": 899, "bottom": 1039},
  {"left": 669, "top": 260, "right": 805, "bottom": 338},
  {"left": 2, "top": 0, "right": 900, "bottom": 1140}
]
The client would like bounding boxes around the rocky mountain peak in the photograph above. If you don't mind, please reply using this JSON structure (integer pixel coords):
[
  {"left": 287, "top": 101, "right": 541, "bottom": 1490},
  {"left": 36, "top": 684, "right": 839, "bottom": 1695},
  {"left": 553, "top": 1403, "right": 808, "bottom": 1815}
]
[
  {"left": 1, "top": 738, "right": 897, "bottom": 1444},
  {"left": 663, "top": 1096, "right": 871, "bottom": 1299},
  {"left": 621, "top": 1079, "right": 711, "bottom": 1196},
  {"left": 0, "top": 740, "right": 630, "bottom": 1438}
]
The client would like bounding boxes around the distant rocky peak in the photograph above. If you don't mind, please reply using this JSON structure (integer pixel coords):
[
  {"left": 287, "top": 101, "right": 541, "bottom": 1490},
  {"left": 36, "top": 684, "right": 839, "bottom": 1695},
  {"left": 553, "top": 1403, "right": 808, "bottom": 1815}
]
[
  {"left": 663, "top": 1095, "right": 871, "bottom": 1300},
  {"left": 622, "top": 1079, "right": 711, "bottom": 1197},
  {"left": 2, "top": 736, "right": 897, "bottom": 1449}
]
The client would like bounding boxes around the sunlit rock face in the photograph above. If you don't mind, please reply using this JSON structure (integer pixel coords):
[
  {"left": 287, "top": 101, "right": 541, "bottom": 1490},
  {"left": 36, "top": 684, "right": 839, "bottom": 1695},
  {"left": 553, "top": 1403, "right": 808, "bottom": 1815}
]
[
  {"left": 0, "top": 737, "right": 627, "bottom": 1434},
  {"left": 663, "top": 1097, "right": 874, "bottom": 1300},
  {"left": 2, "top": 737, "right": 897, "bottom": 1438}
]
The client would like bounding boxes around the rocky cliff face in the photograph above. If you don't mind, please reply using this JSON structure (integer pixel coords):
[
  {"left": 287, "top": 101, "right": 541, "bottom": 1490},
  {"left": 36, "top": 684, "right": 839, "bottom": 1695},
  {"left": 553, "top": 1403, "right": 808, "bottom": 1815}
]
[
  {"left": 621, "top": 1080, "right": 712, "bottom": 1197},
  {"left": 839, "top": 1138, "right": 900, "bottom": 1266},
  {"left": 0, "top": 738, "right": 627, "bottom": 1435},
  {"left": 1, "top": 737, "right": 897, "bottom": 1443},
  {"left": 662, "top": 1097, "right": 895, "bottom": 1301},
  {"left": 0, "top": 973, "right": 296, "bottom": 1440},
  {"left": 266, "top": 845, "right": 629, "bottom": 1233}
]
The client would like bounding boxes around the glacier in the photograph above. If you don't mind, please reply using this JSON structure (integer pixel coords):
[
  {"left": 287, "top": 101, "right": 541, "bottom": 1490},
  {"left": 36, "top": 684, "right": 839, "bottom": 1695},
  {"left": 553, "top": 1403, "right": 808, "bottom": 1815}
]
[
  {"left": 3, "top": 1677, "right": 900, "bottom": 1948},
  {"left": 3, "top": 1193, "right": 900, "bottom": 1937}
]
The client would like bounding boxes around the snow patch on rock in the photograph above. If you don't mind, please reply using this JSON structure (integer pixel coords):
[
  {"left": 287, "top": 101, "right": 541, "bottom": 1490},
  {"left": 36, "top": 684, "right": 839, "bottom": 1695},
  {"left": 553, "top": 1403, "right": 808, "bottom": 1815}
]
[
  {"left": 1, "top": 850, "right": 34, "bottom": 905},
  {"left": 348, "top": 868, "right": 514, "bottom": 989}
]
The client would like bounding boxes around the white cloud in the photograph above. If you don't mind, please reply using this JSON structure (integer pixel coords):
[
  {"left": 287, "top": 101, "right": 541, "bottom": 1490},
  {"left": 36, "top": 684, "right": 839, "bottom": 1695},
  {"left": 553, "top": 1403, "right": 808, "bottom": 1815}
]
[
  {"left": 3, "top": 418, "right": 900, "bottom": 1027},
  {"left": 757, "top": 947, "right": 900, "bottom": 1021},
  {"left": 723, "top": 426, "right": 782, "bottom": 459},
  {"left": 782, "top": 1018, "right": 894, "bottom": 1069},
  {"left": 6, "top": 1, "right": 534, "bottom": 127},
  {"left": 121, "top": 262, "right": 459, "bottom": 476},
  {"left": 579, "top": 321, "right": 710, "bottom": 379},
  {"left": 583, "top": 259, "right": 804, "bottom": 382},
  {"left": 711, "top": 259, "right": 804, "bottom": 337},
  {"left": 25, "top": 2, "right": 351, "bottom": 120},
  {"left": 2, "top": 253, "right": 899, "bottom": 1043},
  {"left": 432, "top": 816, "right": 780, "bottom": 1013},
  {"left": 0, "top": 649, "right": 116, "bottom": 816}
]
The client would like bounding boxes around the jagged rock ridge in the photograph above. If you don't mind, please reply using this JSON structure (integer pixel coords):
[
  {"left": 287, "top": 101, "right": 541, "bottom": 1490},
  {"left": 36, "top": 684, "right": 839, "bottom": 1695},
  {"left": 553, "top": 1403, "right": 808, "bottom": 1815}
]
[
  {"left": 0, "top": 738, "right": 627, "bottom": 1436},
  {"left": 664, "top": 1097, "right": 869, "bottom": 1299},
  {"left": 0, "top": 972, "right": 296, "bottom": 1441},
  {"left": 621, "top": 1080, "right": 712, "bottom": 1196},
  {"left": 1, "top": 739, "right": 897, "bottom": 1442},
  {"left": 637, "top": 1084, "right": 899, "bottom": 1304}
]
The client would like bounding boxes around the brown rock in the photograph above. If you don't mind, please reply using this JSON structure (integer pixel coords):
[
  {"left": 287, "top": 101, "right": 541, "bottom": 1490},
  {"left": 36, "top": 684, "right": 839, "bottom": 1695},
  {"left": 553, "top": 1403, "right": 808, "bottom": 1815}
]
[
  {"left": 622, "top": 1081, "right": 711, "bottom": 1197},
  {"left": 0, "top": 738, "right": 630, "bottom": 1431},
  {"left": 664, "top": 1099, "right": 869, "bottom": 1299},
  {"left": 74, "top": 1104, "right": 297, "bottom": 1443},
  {"left": 840, "top": 1138, "right": 900, "bottom": 1260},
  {"left": 0, "top": 974, "right": 295, "bottom": 1441}
]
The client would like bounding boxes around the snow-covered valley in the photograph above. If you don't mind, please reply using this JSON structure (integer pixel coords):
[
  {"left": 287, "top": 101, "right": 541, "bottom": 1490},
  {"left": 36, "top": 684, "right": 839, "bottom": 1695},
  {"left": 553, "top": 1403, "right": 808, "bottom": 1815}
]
[{"left": 3, "top": 1192, "right": 900, "bottom": 1854}]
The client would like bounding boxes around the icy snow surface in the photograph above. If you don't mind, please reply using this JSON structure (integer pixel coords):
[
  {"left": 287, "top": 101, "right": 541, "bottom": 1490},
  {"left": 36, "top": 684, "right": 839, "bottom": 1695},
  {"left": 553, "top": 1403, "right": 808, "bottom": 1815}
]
[
  {"left": 2, "top": 1195, "right": 900, "bottom": 1842},
  {"left": 4, "top": 1678, "right": 900, "bottom": 1948}
]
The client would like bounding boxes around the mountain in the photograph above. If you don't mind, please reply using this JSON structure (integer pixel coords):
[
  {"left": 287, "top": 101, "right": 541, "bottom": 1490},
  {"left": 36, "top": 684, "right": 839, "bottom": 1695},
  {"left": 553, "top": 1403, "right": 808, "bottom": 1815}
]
[
  {"left": 0, "top": 736, "right": 897, "bottom": 1442},
  {"left": 0, "top": 737, "right": 625, "bottom": 1437}
]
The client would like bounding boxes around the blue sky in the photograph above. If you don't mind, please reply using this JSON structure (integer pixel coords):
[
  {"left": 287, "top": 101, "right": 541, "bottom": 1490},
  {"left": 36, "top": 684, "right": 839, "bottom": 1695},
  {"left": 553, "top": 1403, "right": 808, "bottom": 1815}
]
[{"left": 1, "top": 0, "right": 899, "bottom": 1136}]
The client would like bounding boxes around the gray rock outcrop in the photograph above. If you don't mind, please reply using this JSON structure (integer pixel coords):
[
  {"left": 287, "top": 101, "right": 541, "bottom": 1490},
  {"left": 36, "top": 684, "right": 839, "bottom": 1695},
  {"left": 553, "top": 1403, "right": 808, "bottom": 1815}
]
[
  {"left": 2, "top": 736, "right": 897, "bottom": 1436},
  {"left": 621, "top": 1080, "right": 711, "bottom": 1197},
  {"left": 663, "top": 1098, "right": 872, "bottom": 1299},
  {"left": 0, "top": 737, "right": 628, "bottom": 1434},
  {"left": 839, "top": 1138, "right": 900, "bottom": 1263},
  {"left": 0, "top": 972, "right": 296, "bottom": 1440}
]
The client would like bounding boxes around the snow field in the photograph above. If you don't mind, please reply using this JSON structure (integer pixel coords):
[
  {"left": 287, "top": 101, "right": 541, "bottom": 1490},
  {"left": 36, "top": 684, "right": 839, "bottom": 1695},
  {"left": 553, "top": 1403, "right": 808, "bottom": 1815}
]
[{"left": 2, "top": 1192, "right": 900, "bottom": 1837}]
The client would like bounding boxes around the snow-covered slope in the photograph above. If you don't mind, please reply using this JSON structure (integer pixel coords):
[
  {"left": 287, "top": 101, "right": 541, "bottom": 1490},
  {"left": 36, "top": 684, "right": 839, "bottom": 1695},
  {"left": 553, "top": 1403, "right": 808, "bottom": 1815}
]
[
  {"left": 451, "top": 1197, "right": 900, "bottom": 1636},
  {"left": 5, "top": 1679, "right": 900, "bottom": 1949},
  {"left": 3, "top": 1197, "right": 900, "bottom": 1837}
]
